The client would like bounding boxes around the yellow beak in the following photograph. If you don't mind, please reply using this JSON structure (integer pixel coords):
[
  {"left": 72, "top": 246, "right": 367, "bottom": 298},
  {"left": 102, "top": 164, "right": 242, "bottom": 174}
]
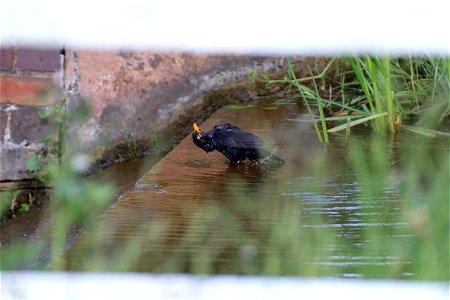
[{"left": 193, "top": 122, "right": 202, "bottom": 137}]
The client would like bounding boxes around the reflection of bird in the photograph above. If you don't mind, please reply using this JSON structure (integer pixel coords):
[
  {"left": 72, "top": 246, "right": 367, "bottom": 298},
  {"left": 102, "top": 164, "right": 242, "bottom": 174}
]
[{"left": 192, "top": 122, "right": 286, "bottom": 164}]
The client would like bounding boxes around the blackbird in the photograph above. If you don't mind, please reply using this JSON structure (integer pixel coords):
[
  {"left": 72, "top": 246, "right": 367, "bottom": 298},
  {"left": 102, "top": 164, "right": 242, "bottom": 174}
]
[{"left": 192, "top": 122, "right": 286, "bottom": 164}]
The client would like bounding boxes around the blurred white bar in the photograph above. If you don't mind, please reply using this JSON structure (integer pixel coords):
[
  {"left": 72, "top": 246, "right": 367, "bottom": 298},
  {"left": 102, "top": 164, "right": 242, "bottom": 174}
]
[
  {"left": 1, "top": 0, "right": 449, "bottom": 55},
  {"left": 1, "top": 272, "right": 448, "bottom": 300}
]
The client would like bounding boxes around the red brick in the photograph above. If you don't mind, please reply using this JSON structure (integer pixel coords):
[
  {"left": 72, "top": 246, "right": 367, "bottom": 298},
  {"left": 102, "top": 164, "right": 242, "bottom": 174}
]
[
  {"left": 0, "top": 48, "right": 14, "bottom": 70},
  {"left": 0, "top": 75, "right": 58, "bottom": 106},
  {"left": 16, "top": 48, "right": 61, "bottom": 72}
]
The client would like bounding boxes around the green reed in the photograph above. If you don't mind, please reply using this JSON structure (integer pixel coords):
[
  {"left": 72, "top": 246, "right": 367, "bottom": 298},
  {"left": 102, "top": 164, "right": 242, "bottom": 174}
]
[{"left": 267, "top": 56, "right": 449, "bottom": 139}]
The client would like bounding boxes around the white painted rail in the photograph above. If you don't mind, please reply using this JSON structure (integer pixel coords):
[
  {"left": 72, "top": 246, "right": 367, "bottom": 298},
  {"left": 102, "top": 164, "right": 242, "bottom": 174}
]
[
  {"left": 1, "top": 272, "right": 448, "bottom": 300},
  {"left": 1, "top": 0, "right": 449, "bottom": 55}
]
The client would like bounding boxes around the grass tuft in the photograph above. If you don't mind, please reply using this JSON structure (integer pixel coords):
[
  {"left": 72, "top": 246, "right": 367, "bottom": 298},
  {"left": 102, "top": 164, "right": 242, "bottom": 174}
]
[{"left": 266, "top": 56, "right": 449, "bottom": 138}]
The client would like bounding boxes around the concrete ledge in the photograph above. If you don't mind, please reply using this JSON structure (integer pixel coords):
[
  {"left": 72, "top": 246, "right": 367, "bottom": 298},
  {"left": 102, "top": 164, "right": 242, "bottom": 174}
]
[
  {"left": 1, "top": 272, "right": 447, "bottom": 300},
  {"left": 64, "top": 51, "right": 289, "bottom": 166}
]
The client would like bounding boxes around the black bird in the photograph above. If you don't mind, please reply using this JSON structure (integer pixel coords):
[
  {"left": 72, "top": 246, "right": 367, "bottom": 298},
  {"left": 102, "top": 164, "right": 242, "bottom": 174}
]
[{"left": 192, "top": 122, "right": 285, "bottom": 164}]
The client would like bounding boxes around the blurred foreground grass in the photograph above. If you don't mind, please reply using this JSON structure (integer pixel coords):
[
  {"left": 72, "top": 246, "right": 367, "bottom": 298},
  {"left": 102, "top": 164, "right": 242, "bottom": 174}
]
[
  {"left": 2, "top": 131, "right": 447, "bottom": 280},
  {"left": 0, "top": 56, "right": 448, "bottom": 280}
]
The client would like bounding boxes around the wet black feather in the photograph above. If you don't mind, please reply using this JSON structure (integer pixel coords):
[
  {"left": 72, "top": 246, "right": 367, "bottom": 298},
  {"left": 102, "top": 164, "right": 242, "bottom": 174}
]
[{"left": 192, "top": 123, "right": 285, "bottom": 164}]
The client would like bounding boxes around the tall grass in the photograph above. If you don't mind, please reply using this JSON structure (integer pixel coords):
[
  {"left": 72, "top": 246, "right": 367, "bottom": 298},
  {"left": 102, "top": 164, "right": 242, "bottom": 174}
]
[
  {"left": 268, "top": 56, "right": 449, "bottom": 139},
  {"left": 285, "top": 57, "right": 332, "bottom": 142}
]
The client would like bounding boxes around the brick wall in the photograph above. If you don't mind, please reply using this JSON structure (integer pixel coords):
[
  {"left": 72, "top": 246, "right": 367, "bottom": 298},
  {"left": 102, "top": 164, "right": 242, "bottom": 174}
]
[
  {"left": 1, "top": 47, "right": 289, "bottom": 182},
  {"left": 0, "top": 47, "right": 64, "bottom": 181},
  {"left": 1, "top": 47, "right": 63, "bottom": 105}
]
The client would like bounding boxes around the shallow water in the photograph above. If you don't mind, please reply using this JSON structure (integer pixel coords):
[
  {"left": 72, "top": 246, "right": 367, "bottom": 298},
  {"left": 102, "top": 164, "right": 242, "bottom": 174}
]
[{"left": 66, "top": 100, "right": 448, "bottom": 277}]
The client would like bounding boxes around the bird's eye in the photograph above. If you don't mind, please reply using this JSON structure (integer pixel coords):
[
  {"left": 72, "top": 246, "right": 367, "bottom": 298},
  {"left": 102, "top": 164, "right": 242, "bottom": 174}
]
[{"left": 196, "top": 135, "right": 201, "bottom": 140}]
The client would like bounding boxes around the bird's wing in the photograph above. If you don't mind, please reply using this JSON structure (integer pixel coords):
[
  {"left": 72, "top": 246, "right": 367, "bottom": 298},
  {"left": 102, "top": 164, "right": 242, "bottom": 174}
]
[{"left": 217, "top": 129, "right": 265, "bottom": 149}]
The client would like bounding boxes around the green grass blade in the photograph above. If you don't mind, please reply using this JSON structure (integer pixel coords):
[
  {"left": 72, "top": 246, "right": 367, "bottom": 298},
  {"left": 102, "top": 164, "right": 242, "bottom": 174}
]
[
  {"left": 348, "top": 57, "right": 375, "bottom": 114},
  {"left": 322, "top": 115, "right": 368, "bottom": 121},
  {"left": 286, "top": 57, "right": 324, "bottom": 142},
  {"left": 401, "top": 125, "right": 450, "bottom": 137},
  {"left": 328, "top": 112, "right": 388, "bottom": 133},
  {"left": 305, "top": 60, "right": 329, "bottom": 143},
  {"left": 381, "top": 57, "right": 396, "bottom": 132}
]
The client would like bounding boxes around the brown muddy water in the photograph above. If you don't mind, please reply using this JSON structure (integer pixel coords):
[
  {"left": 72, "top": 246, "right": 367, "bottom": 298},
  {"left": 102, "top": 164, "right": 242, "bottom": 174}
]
[
  {"left": 60, "top": 99, "right": 448, "bottom": 277},
  {"left": 2, "top": 99, "right": 448, "bottom": 277}
]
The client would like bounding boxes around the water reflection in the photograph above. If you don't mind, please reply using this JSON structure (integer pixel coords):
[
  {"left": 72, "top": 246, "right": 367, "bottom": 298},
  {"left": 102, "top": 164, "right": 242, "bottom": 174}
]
[{"left": 66, "top": 100, "right": 448, "bottom": 278}]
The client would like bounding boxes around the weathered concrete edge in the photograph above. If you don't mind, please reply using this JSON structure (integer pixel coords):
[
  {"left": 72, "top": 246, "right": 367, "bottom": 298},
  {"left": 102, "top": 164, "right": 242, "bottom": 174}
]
[{"left": 68, "top": 56, "right": 288, "bottom": 170}]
